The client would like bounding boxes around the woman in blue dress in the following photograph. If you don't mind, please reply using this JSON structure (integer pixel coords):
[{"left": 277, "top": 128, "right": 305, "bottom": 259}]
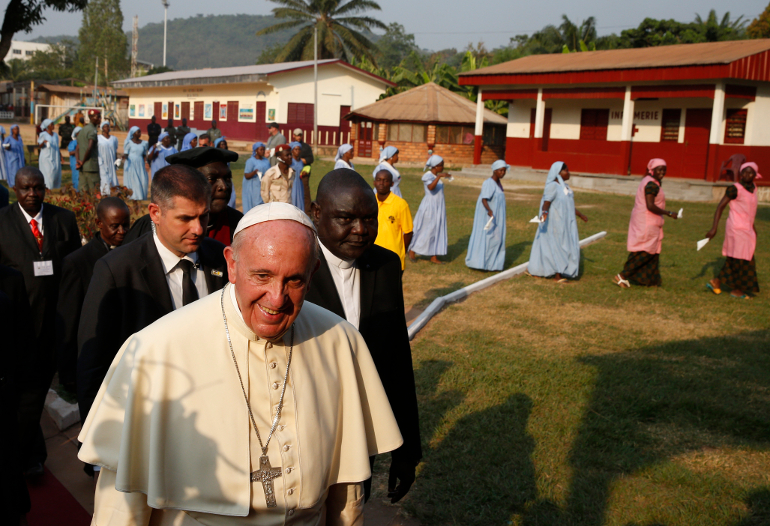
[
  {"left": 214, "top": 137, "right": 238, "bottom": 209},
  {"left": 373, "top": 146, "right": 402, "bottom": 197},
  {"left": 180, "top": 132, "right": 197, "bottom": 151},
  {"left": 334, "top": 144, "right": 354, "bottom": 170},
  {"left": 527, "top": 161, "right": 588, "bottom": 282},
  {"left": 466, "top": 160, "right": 508, "bottom": 271},
  {"left": 68, "top": 126, "right": 81, "bottom": 190},
  {"left": 289, "top": 141, "right": 305, "bottom": 210},
  {"left": 0, "top": 125, "right": 8, "bottom": 184},
  {"left": 243, "top": 142, "right": 269, "bottom": 213},
  {"left": 37, "top": 119, "right": 62, "bottom": 189},
  {"left": 122, "top": 126, "right": 149, "bottom": 200},
  {"left": 409, "top": 154, "right": 450, "bottom": 264},
  {"left": 148, "top": 131, "right": 177, "bottom": 180},
  {"left": 98, "top": 121, "right": 119, "bottom": 194},
  {"left": 3, "top": 124, "right": 25, "bottom": 187}
]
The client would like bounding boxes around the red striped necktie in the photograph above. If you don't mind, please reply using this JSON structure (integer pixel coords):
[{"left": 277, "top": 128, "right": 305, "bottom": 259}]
[{"left": 30, "top": 218, "right": 43, "bottom": 252}]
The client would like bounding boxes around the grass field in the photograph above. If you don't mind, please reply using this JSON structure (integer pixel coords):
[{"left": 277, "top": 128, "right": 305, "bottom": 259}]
[{"left": 6, "top": 155, "right": 770, "bottom": 525}]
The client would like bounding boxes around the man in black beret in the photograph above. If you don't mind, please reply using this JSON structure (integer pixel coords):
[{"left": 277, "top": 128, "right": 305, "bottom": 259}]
[{"left": 123, "top": 146, "right": 243, "bottom": 246}]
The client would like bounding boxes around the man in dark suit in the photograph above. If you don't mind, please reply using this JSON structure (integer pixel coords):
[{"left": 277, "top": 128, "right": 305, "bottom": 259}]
[
  {"left": 77, "top": 164, "right": 229, "bottom": 429},
  {"left": 0, "top": 265, "right": 33, "bottom": 523},
  {"left": 0, "top": 167, "right": 81, "bottom": 475},
  {"left": 56, "top": 197, "right": 131, "bottom": 395},
  {"left": 0, "top": 182, "right": 9, "bottom": 209},
  {"left": 123, "top": 147, "right": 243, "bottom": 246},
  {"left": 306, "top": 168, "right": 422, "bottom": 503}
]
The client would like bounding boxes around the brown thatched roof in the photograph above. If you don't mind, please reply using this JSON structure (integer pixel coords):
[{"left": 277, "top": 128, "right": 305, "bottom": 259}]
[{"left": 346, "top": 82, "right": 507, "bottom": 125}]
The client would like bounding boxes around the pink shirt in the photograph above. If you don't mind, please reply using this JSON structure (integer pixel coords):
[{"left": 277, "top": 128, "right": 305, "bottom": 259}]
[
  {"left": 723, "top": 183, "right": 758, "bottom": 261},
  {"left": 627, "top": 175, "right": 665, "bottom": 254}
]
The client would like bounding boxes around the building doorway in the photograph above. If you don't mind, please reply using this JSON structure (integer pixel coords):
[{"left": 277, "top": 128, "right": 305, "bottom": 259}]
[
  {"left": 357, "top": 121, "right": 373, "bottom": 157},
  {"left": 683, "top": 109, "right": 712, "bottom": 179}
]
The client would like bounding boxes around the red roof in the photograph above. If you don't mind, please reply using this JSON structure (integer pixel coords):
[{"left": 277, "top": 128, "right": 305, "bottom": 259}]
[{"left": 459, "top": 39, "right": 770, "bottom": 86}]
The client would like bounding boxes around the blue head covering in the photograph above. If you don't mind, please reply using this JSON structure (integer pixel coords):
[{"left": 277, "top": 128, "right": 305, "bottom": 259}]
[
  {"left": 72, "top": 126, "right": 82, "bottom": 138},
  {"left": 124, "top": 126, "right": 140, "bottom": 150},
  {"left": 100, "top": 121, "right": 111, "bottom": 130},
  {"left": 379, "top": 145, "right": 398, "bottom": 163},
  {"left": 335, "top": 144, "right": 353, "bottom": 161},
  {"left": 252, "top": 141, "right": 265, "bottom": 152},
  {"left": 545, "top": 161, "right": 566, "bottom": 187},
  {"left": 41, "top": 119, "right": 53, "bottom": 130},
  {"left": 424, "top": 154, "right": 444, "bottom": 171},
  {"left": 0, "top": 125, "right": 5, "bottom": 136},
  {"left": 491, "top": 160, "right": 509, "bottom": 173},
  {"left": 181, "top": 132, "right": 197, "bottom": 151},
  {"left": 214, "top": 136, "right": 227, "bottom": 148},
  {"left": 289, "top": 141, "right": 301, "bottom": 150},
  {"left": 10, "top": 124, "right": 19, "bottom": 132},
  {"left": 158, "top": 131, "right": 169, "bottom": 141}
]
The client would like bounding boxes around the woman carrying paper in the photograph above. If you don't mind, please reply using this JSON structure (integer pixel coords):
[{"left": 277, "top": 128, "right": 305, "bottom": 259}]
[
  {"left": 528, "top": 161, "right": 587, "bottom": 282},
  {"left": 465, "top": 160, "right": 508, "bottom": 271},
  {"left": 705, "top": 162, "right": 760, "bottom": 298},
  {"left": 614, "top": 158, "right": 678, "bottom": 288}
]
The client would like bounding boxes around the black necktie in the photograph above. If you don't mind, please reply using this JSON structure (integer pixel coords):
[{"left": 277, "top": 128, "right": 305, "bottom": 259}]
[{"left": 178, "top": 259, "right": 199, "bottom": 306}]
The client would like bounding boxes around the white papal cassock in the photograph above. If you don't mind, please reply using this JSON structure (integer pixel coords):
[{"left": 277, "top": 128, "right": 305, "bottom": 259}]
[{"left": 79, "top": 283, "right": 403, "bottom": 525}]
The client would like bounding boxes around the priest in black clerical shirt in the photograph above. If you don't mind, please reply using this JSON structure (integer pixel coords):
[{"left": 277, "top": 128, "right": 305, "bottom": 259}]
[
  {"left": 306, "top": 168, "right": 422, "bottom": 504},
  {"left": 56, "top": 197, "right": 131, "bottom": 395}
]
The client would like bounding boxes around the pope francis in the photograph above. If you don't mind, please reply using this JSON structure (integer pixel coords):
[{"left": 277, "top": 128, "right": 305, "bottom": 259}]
[{"left": 78, "top": 202, "right": 403, "bottom": 525}]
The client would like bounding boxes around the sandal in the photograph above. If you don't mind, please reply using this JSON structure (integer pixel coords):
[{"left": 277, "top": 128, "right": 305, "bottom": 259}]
[
  {"left": 730, "top": 293, "right": 750, "bottom": 300},
  {"left": 706, "top": 282, "right": 722, "bottom": 295},
  {"left": 613, "top": 274, "right": 630, "bottom": 289},
  {"left": 556, "top": 278, "right": 570, "bottom": 284}
]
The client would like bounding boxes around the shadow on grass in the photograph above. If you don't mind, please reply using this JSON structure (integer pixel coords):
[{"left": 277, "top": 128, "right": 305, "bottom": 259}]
[
  {"left": 732, "top": 489, "right": 770, "bottom": 526},
  {"left": 505, "top": 240, "right": 531, "bottom": 268},
  {"left": 691, "top": 258, "right": 724, "bottom": 281},
  {"left": 447, "top": 234, "right": 471, "bottom": 263},
  {"left": 412, "top": 281, "right": 466, "bottom": 308},
  {"left": 559, "top": 330, "right": 770, "bottom": 526}
]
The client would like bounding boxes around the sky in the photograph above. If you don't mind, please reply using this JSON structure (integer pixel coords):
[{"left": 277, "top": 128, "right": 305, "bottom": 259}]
[{"left": 11, "top": 0, "right": 768, "bottom": 51}]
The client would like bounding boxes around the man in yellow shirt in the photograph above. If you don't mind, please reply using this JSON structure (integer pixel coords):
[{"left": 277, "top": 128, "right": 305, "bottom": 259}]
[{"left": 374, "top": 169, "right": 413, "bottom": 270}]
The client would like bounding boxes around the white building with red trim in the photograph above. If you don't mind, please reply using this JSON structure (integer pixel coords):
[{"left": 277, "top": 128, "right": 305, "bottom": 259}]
[
  {"left": 113, "top": 59, "right": 394, "bottom": 145},
  {"left": 460, "top": 40, "right": 770, "bottom": 183}
]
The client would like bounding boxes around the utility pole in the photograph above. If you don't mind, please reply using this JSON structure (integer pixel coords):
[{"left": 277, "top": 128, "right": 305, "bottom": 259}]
[
  {"left": 162, "top": 0, "right": 169, "bottom": 67},
  {"left": 313, "top": 25, "right": 318, "bottom": 154},
  {"left": 131, "top": 16, "right": 139, "bottom": 77}
]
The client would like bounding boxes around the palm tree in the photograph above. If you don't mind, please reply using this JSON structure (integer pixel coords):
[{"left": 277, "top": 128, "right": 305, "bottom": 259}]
[
  {"left": 694, "top": 10, "right": 747, "bottom": 41},
  {"left": 559, "top": 15, "right": 597, "bottom": 52},
  {"left": 257, "top": 0, "right": 387, "bottom": 64}
]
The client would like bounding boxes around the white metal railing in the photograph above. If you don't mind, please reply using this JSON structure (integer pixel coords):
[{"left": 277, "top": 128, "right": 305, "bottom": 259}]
[{"left": 0, "top": 112, "right": 13, "bottom": 120}]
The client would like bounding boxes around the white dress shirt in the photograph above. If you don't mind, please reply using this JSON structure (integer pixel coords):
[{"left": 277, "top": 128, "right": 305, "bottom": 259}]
[
  {"left": 153, "top": 233, "right": 208, "bottom": 310},
  {"left": 319, "top": 242, "right": 360, "bottom": 329},
  {"left": 19, "top": 203, "right": 44, "bottom": 235}
]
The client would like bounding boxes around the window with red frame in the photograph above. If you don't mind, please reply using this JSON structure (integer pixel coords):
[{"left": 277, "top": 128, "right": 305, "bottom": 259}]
[{"left": 724, "top": 109, "right": 747, "bottom": 144}]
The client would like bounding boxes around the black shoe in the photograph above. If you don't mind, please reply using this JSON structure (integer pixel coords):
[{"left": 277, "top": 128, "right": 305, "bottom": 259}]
[{"left": 23, "top": 462, "right": 44, "bottom": 478}]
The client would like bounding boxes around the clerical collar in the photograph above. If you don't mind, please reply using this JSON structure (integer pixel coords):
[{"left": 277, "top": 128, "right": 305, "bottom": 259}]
[
  {"left": 320, "top": 242, "right": 355, "bottom": 270},
  {"left": 153, "top": 233, "right": 199, "bottom": 275}
]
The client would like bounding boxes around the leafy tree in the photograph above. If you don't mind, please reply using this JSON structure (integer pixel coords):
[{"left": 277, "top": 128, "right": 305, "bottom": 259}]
[
  {"left": 257, "top": 42, "right": 285, "bottom": 64},
  {"left": 77, "top": 0, "right": 129, "bottom": 84},
  {"left": 559, "top": 15, "right": 597, "bottom": 52},
  {"left": 0, "top": 0, "right": 87, "bottom": 69},
  {"left": 2, "top": 58, "right": 30, "bottom": 81},
  {"left": 693, "top": 9, "right": 746, "bottom": 41},
  {"left": 375, "top": 23, "right": 417, "bottom": 70},
  {"left": 25, "top": 38, "right": 78, "bottom": 79},
  {"left": 257, "top": 0, "right": 387, "bottom": 64},
  {"left": 747, "top": 2, "right": 770, "bottom": 38},
  {"left": 145, "top": 65, "right": 173, "bottom": 75}
]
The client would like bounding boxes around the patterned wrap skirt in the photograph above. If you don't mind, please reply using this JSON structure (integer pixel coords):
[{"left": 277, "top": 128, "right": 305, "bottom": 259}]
[
  {"left": 717, "top": 257, "right": 759, "bottom": 294},
  {"left": 622, "top": 251, "right": 661, "bottom": 287}
]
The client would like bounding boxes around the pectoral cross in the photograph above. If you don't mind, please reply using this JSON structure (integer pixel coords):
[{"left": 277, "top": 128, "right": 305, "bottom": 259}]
[{"left": 251, "top": 455, "right": 282, "bottom": 508}]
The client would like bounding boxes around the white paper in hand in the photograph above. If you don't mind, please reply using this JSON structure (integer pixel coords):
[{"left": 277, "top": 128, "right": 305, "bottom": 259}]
[
  {"left": 529, "top": 215, "right": 542, "bottom": 224},
  {"left": 697, "top": 238, "right": 710, "bottom": 251},
  {"left": 483, "top": 216, "right": 494, "bottom": 231},
  {"left": 114, "top": 159, "right": 122, "bottom": 168},
  {"left": 677, "top": 208, "right": 684, "bottom": 219}
]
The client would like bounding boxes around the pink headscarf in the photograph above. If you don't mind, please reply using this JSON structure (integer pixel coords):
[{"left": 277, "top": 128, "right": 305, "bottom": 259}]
[
  {"left": 740, "top": 161, "right": 763, "bottom": 179},
  {"left": 647, "top": 158, "right": 667, "bottom": 175}
]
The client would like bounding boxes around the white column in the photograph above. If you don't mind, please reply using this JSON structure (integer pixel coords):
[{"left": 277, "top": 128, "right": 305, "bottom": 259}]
[
  {"left": 710, "top": 81, "right": 726, "bottom": 144},
  {"left": 474, "top": 88, "right": 484, "bottom": 136},
  {"left": 534, "top": 89, "right": 545, "bottom": 139},
  {"left": 620, "top": 86, "right": 635, "bottom": 142}
]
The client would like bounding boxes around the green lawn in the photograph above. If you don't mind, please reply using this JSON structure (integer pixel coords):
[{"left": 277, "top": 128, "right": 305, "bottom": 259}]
[{"left": 7, "top": 157, "right": 770, "bottom": 525}]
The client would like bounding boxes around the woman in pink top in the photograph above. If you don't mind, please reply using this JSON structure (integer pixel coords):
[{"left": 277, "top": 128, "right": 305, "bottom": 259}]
[
  {"left": 705, "top": 162, "right": 761, "bottom": 298},
  {"left": 614, "top": 158, "right": 679, "bottom": 288}
]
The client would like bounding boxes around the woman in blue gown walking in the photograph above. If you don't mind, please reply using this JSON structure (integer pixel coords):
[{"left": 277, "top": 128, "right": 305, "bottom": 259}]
[
  {"left": 373, "top": 146, "right": 402, "bottom": 198},
  {"left": 0, "top": 125, "right": 9, "bottom": 184},
  {"left": 289, "top": 141, "right": 305, "bottom": 210},
  {"left": 68, "top": 126, "right": 81, "bottom": 190},
  {"left": 148, "top": 132, "right": 177, "bottom": 180},
  {"left": 3, "top": 125, "right": 25, "bottom": 187},
  {"left": 180, "top": 132, "right": 197, "bottom": 151},
  {"left": 98, "top": 121, "right": 119, "bottom": 194},
  {"left": 409, "top": 154, "right": 450, "bottom": 264},
  {"left": 242, "top": 142, "right": 269, "bottom": 213},
  {"left": 527, "top": 161, "right": 588, "bottom": 282},
  {"left": 38, "top": 119, "right": 62, "bottom": 189},
  {"left": 122, "top": 126, "right": 149, "bottom": 200},
  {"left": 466, "top": 160, "right": 508, "bottom": 271}
]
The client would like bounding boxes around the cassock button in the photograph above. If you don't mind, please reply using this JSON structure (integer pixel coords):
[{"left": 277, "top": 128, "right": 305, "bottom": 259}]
[
  {"left": 270, "top": 362, "right": 277, "bottom": 369},
  {"left": 279, "top": 425, "right": 285, "bottom": 431},
  {"left": 287, "top": 488, "right": 294, "bottom": 495},
  {"left": 266, "top": 342, "right": 273, "bottom": 349},
  {"left": 288, "top": 510, "right": 295, "bottom": 516},
  {"left": 283, "top": 444, "right": 290, "bottom": 452},
  {"left": 285, "top": 467, "right": 292, "bottom": 474},
  {"left": 272, "top": 382, "right": 280, "bottom": 390}
]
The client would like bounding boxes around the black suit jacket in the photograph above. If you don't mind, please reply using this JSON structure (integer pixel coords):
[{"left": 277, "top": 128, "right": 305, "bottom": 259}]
[
  {"left": 77, "top": 232, "right": 229, "bottom": 421},
  {"left": 305, "top": 245, "right": 422, "bottom": 465},
  {"left": 0, "top": 203, "right": 81, "bottom": 350},
  {"left": 0, "top": 184, "right": 8, "bottom": 209},
  {"left": 56, "top": 235, "right": 110, "bottom": 388}
]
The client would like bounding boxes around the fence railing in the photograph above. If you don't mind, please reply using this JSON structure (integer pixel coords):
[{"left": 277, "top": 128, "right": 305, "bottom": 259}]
[{"left": 0, "top": 112, "right": 14, "bottom": 120}]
